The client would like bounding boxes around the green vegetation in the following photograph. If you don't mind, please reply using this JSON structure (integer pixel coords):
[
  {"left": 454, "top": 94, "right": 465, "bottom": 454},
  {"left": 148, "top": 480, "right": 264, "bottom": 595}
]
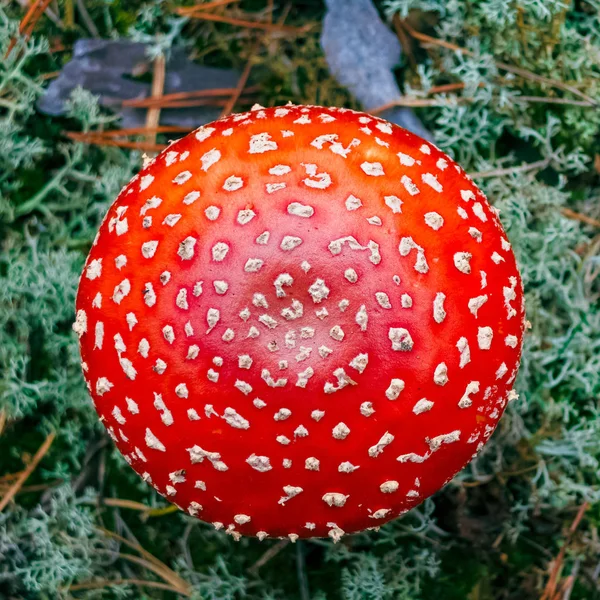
[{"left": 0, "top": 1, "right": 599, "bottom": 598}]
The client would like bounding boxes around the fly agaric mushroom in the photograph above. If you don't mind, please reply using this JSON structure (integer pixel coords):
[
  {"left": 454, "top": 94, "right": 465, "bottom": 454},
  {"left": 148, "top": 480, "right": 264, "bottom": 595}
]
[{"left": 74, "top": 103, "right": 525, "bottom": 542}]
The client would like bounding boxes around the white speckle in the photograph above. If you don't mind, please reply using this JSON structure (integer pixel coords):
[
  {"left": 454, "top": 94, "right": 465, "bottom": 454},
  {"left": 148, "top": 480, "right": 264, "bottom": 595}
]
[
  {"left": 162, "top": 325, "right": 175, "bottom": 344},
  {"left": 422, "top": 172, "right": 442, "bottom": 192},
  {"left": 322, "top": 492, "right": 349, "bottom": 507},
  {"left": 457, "top": 207, "right": 469, "bottom": 219},
  {"left": 305, "top": 457, "right": 320, "bottom": 471},
  {"left": 246, "top": 454, "right": 272, "bottom": 472},
  {"left": 294, "top": 425, "right": 309, "bottom": 437},
  {"left": 143, "top": 282, "right": 156, "bottom": 307},
  {"left": 85, "top": 259, "right": 102, "bottom": 280},
  {"left": 413, "top": 398, "right": 434, "bottom": 414},
  {"left": 419, "top": 144, "right": 431, "bottom": 155},
  {"left": 278, "top": 485, "right": 303, "bottom": 505},
  {"left": 367, "top": 215, "right": 382, "bottom": 226},
  {"left": 212, "top": 242, "right": 229, "bottom": 262},
  {"left": 505, "top": 335, "right": 518, "bottom": 348},
  {"left": 397, "top": 152, "right": 416, "bottom": 166},
  {"left": 115, "top": 255, "right": 127, "bottom": 270},
  {"left": 153, "top": 358, "right": 166, "bottom": 374},
  {"left": 477, "top": 326, "right": 493, "bottom": 350},
  {"left": 237, "top": 209, "right": 256, "bottom": 225},
  {"left": 461, "top": 190, "right": 475, "bottom": 202},
  {"left": 173, "top": 171, "right": 192, "bottom": 185},
  {"left": 112, "top": 279, "right": 131, "bottom": 304},
  {"left": 329, "top": 325, "right": 345, "bottom": 342},
  {"left": 184, "top": 191, "right": 201, "bottom": 205},
  {"left": 138, "top": 339, "right": 150, "bottom": 358},
  {"left": 492, "top": 251, "right": 505, "bottom": 264},
  {"left": 469, "top": 227, "right": 483, "bottom": 242},
  {"left": 221, "top": 328, "right": 235, "bottom": 342},
  {"left": 472, "top": 202, "right": 488, "bottom": 222},
  {"left": 380, "top": 481, "right": 399, "bottom": 493},
  {"left": 399, "top": 237, "right": 429, "bottom": 273},
  {"left": 360, "top": 401, "right": 375, "bottom": 417},
  {"left": 401, "top": 294, "right": 413, "bottom": 308},
  {"left": 368, "top": 432, "right": 394, "bottom": 457},
  {"left": 433, "top": 292, "right": 447, "bottom": 323},
  {"left": 269, "top": 164, "right": 291, "bottom": 175},
  {"left": 388, "top": 328, "right": 413, "bottom": 351},
  {"left": 424, "top": 212, "right": 444, "bottom": 230},
  {"left": 266, "top": 182, "right": 286, "bottom": 193},
  {"left": 195, "top": 126, "right": 216, "bottom": 141},
  {"left": 401, "top": 175, "right": 420, "bottom": 195},
  {"left": 141, "top": 240, "right": 158, "bottom": 259},
  {"left": 206, "top": 308, "right": 220, "bottom": 332},
  {"left": 339, "top": 299, "right": 350, "bottom": 312},
  {"left": 276, "top": 435, "right": 291, "bottom": 445},
  {"left": 349, "top": 353, "right": 369, "bottom": 374},
  {"left": 496, "top": 363, "right": 508, "bottom": 379},
  {"left": 223, "top": 175, "right": 244, "bottom": 191},
  {"left": 375, "top": 292, "right": 391, "bottom": 309},
  {"left": 175, "top": 383, "right": 189, "bottom": 399},
  {"left": 468, "top": 294, "right": 488, "bottom": 317},
  {"left": 178, "top": 236, "right": 197, "bottom": 260},
  {"left": 385, "top": 378, "right": 405, "bottom": 400},
  {"left": 454, "top": 252, "right": 472, "bottom": 274},
  {"left": 126, "top": 398, "right": 139, "bottom": 414},
  {"left": 204, "top": 205, "right": 220, "bottom": 220},
  {"left": 281, "top": 235, "right": 303, "bottom": 251},
  {"left": 222, "top": 407, "right": 250, "bottom": 430},
  {"left": 187, "top": 345, "right": 200, "bottom": 360},
  {"left": 458, "top": 381, "right": 480, "bottom": 408},
  {"left": 200, "top": 148, "right": 221, "bottom": 171},
  {"left": 249, "top": 132, "right": 277, "bottom": 153},
  {"left": 96, "top": 377, "right": 113, "bottom": 395},
  {"left": 345, "top": 194, "right": 362, "bottom": 211},
  {"left": 73, "top": 309, "right": 87, "bottom": 338},
  {"left": 370, "top": 509, "right": 391, "bottom": 519},
  {"left": 361, "top": 161, "right": 384, "bottom": 176},
  {"left": 145, "top": 428, "right": 166, "bottom": 452},
  {"left": 318, "top": 345, "right": 333, "bottom": 358},
  {"left": 188, "top": 409, "right": 200, "bottom": 421},
  {"left": 308, "top": 278, "right": 330, "bottom": 303},
  {"left": 376, "top": 121, "right": 393, "bottom": 134},
  {"left": 457, "top": 337, "right": 471, "bottom": 368},
  {"left": 287, "top": 202, "right": 314, "bottom": 218},
  {"left": 434, "top": 363, "right": 448, "bottom": 386},
  {"left": 234, "top": 380, "right": 253, "bottom": 395},
  {"left": 302, "top": 163, "right": 332, "bottom": 189},
  {"left": 332, "top": 422, "right": 350, "bottom": 440},
  {"left": 344, "top": 268, "right": 358, "bottom": 283}
]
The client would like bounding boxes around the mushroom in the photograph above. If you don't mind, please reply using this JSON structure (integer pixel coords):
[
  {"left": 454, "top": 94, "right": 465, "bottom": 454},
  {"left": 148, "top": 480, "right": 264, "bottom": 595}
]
[{"left": 74, "top": 103, "right": 526, "bottom": 542}]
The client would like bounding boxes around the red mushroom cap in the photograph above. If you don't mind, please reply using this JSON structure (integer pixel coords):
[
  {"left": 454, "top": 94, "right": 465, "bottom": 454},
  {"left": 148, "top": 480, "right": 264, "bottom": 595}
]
[{"left": 74, "top": 104, "right": 525, "bottom": 542}]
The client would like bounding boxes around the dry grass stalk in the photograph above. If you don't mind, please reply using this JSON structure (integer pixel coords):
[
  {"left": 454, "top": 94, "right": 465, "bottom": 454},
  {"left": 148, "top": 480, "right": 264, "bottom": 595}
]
[{"left": 0, "top": 431, "right": 56, "bottom": 512}]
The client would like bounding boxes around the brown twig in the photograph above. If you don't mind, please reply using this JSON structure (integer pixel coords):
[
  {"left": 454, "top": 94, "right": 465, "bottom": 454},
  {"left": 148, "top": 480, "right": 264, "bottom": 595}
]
[
  {"left": 5, "top": 0, "right": 55, "bottom": 58},
  {"left": 97, "top": 527, "right": 192, "bottom": 595},
  {"left": 65, "top": 132, "right": 168, "bottom": 152},
  {"left": 248, "top": 539, "right": 289, "bottom": 575},
  {"left": 145, "top": 54, "right": 166, "bottom": 151},
  {"left": 75, "top": 0, "right": 101, "bottom": 38},
  {"left": 540, "top": 502, "right": 590, "bottom": 600},
  {"left": 122, "top": 86, "right": 260, "bottom": 108},
  {"left": 176, "top": 0, "right": 239, "bottom": 15},
  {"left": 469, "top": 158, "right": 551, "bottom": 179},
  {"left": 66, "top": 578, "right": 179, "bottom": 594},
  {"left": 220, "top": 42, "right": 259, "bottom": 117},
  {"left": 0, "top": 432, "right": 56, "bottom": 512},
  {"left": 560, "top": 208, "right": 600, "bottom": 229},
  {"left": 370, "top": 92, "right": 594, "bottom": 115},
  {"left": 181, "top": 10, "right": 311, "bottom": 34},
  {"left": 396, "top": 18, "right": 598, "bottom": 107},
  {"left": 0, "top": 409, "right": 6, "bottom": 437}
]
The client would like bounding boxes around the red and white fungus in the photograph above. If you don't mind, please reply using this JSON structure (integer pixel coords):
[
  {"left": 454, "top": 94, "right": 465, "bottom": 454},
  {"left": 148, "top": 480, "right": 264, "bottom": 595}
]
[{"left": 74, "top": 103, "right": 525, "bottom": 542}]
